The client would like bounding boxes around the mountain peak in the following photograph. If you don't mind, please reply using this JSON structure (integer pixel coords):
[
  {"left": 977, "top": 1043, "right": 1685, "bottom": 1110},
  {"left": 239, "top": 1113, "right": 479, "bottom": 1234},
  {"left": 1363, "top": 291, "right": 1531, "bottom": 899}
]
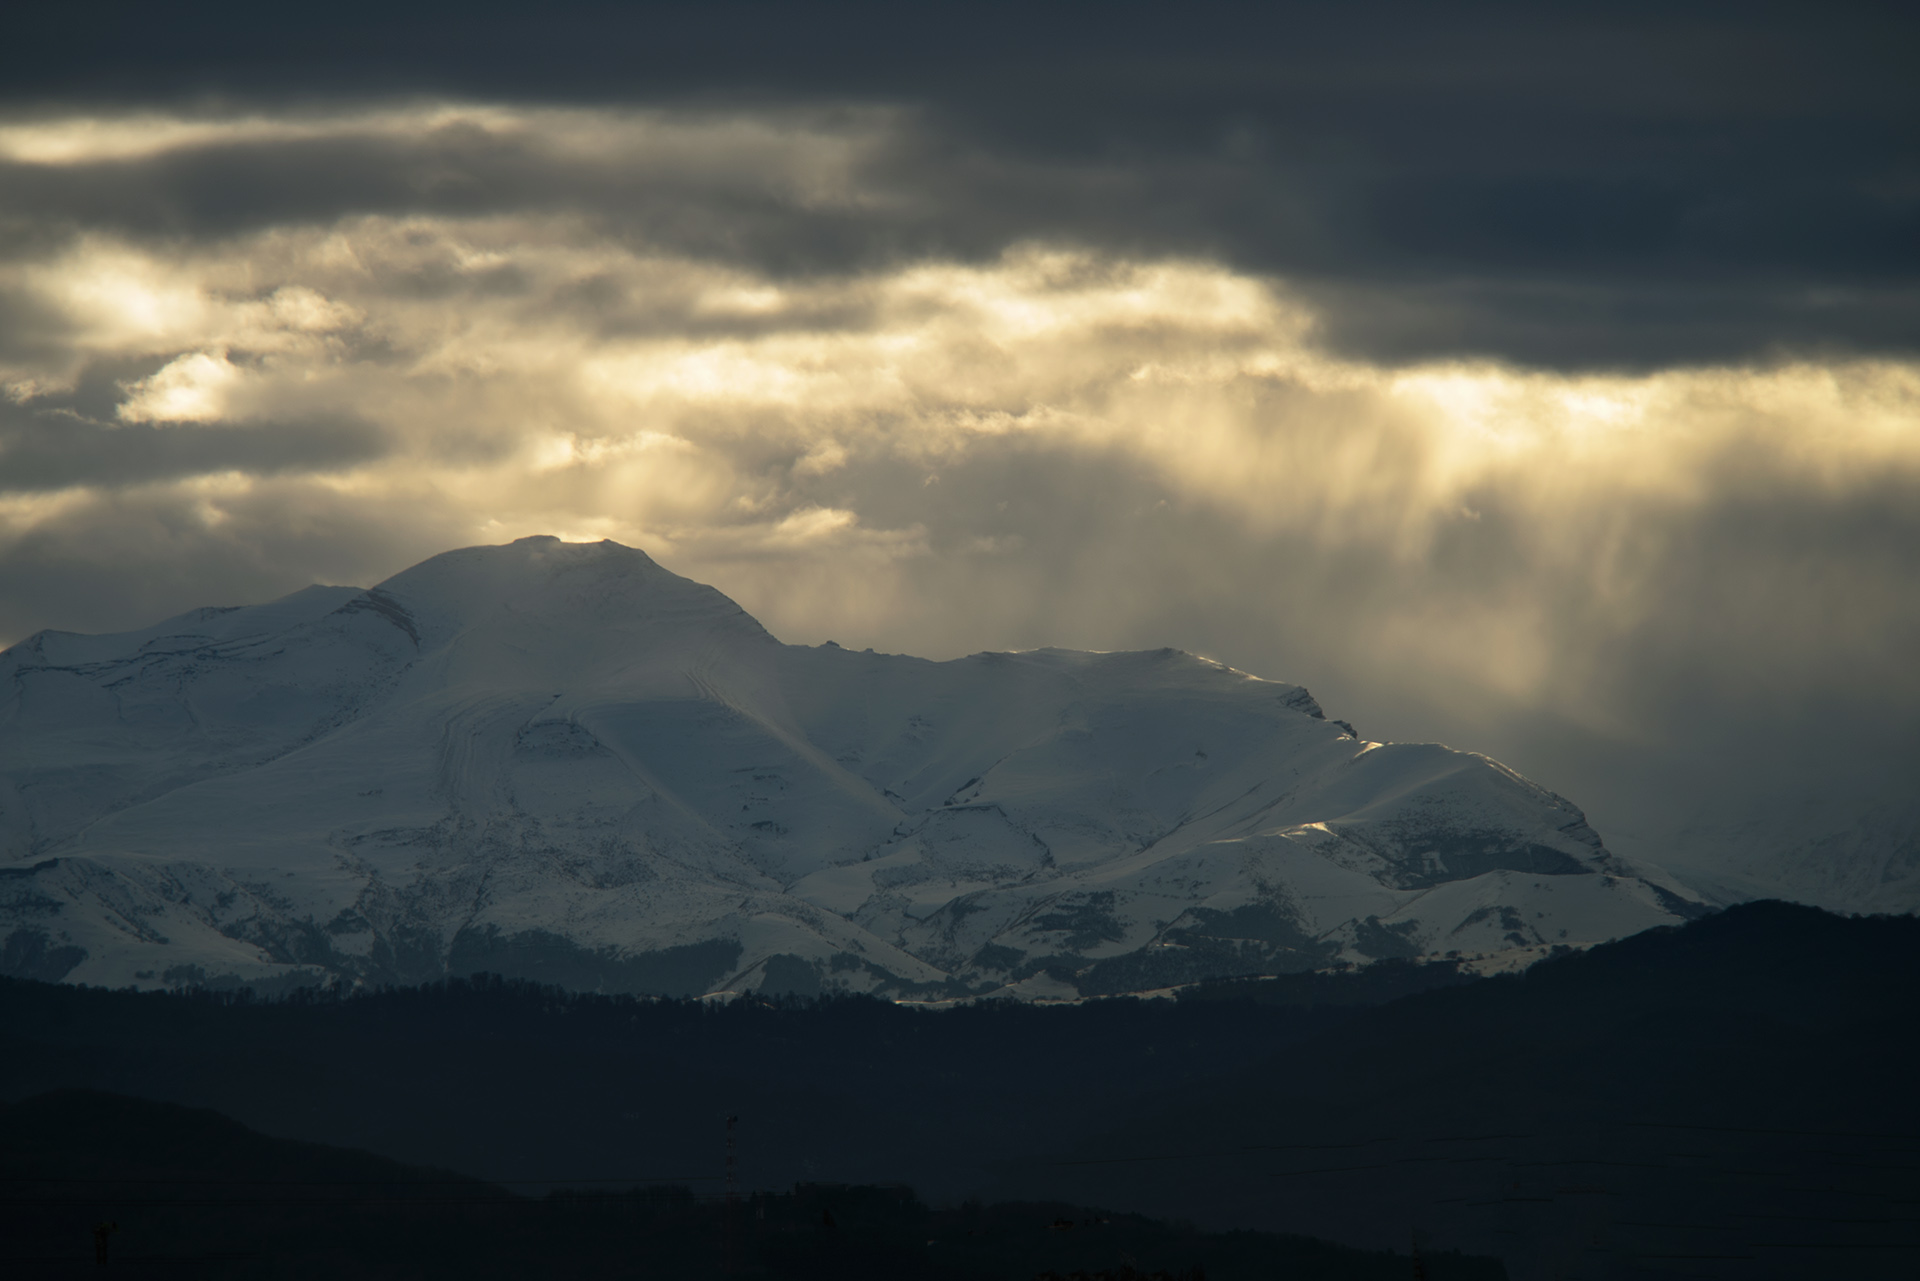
[
  {"left": 0, "top": 537, "right": 1702, "bottom": 999},
  {"left": 382, "top": 534, "right": 663, "bottom": 587},
  {"left": 367, "top": 535, "right": 760, "bottom": 651}
]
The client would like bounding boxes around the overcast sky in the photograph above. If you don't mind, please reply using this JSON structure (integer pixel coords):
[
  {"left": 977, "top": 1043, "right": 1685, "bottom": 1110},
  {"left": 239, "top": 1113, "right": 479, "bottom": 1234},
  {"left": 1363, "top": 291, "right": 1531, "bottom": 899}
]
[{"left": 2, "top": 1, "right": 1915, "bottom": 879}]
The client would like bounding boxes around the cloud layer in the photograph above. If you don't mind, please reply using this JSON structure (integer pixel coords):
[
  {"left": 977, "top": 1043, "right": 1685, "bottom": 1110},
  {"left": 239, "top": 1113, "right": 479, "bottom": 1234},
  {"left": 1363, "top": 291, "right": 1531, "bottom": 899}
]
[
  {"left": 7, "top": 0, "right": 1919, "bottom": 371},
  {"left": 0, "top": 102, "right": 1916, "bottom": 870}
]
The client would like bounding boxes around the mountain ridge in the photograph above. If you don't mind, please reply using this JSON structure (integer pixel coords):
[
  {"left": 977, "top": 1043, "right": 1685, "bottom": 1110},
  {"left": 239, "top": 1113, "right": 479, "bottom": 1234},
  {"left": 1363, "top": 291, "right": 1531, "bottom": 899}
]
[{"left": 0, "top": 535, "right": 1699, "bottom": 997}]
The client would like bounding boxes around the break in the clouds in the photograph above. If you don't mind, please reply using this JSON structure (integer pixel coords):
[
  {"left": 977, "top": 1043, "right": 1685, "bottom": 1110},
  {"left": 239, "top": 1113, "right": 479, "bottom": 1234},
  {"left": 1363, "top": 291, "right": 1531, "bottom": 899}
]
[{"left": 0, "top": 95, "right": 1916, "bottom": 899}]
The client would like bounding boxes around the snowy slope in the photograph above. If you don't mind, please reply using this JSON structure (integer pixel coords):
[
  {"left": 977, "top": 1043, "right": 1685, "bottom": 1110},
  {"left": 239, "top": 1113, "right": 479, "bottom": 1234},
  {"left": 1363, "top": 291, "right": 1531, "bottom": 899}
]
[
  {"left": 1616, "top": 794, "right": 1920, "bottom": 919},
  {"left": 0, "top": 537, "right": 1703, "bottom": 997}
]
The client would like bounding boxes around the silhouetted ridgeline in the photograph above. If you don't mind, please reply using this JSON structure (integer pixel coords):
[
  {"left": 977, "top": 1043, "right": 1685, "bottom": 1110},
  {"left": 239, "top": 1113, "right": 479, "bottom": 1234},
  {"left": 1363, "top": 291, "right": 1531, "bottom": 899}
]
[
  {"left": 1, "top": 902, "right": 1916, "bottom": 1279},
  {"left": 0, "top": 1090, "right": 1502, "bottom": 1280},
  {"left": 0, "top": 964, "right": 1396, "bottom": 1204},
  {"left": 1021, "top": 901, "right": 1920, "bottom": 1280},
  {"left": 1174, "top": 955, "right": 1475, "bottom": 1006}
]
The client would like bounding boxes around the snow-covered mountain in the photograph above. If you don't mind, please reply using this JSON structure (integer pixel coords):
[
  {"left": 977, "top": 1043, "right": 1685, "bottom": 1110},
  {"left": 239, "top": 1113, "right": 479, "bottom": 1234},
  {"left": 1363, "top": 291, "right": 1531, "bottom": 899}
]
[
  {"left": 0, "top": 537, "right": 1703, "bottom": 998},
  {"left": 1619, "top": 794, "right": 1920, "bottom": 920}
]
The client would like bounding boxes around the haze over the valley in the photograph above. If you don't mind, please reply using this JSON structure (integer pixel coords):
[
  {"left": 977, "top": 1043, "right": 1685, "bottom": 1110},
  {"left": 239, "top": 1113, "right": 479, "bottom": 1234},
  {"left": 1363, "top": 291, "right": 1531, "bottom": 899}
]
[{"left": 1, "top": 2, "right": 1915, "bottom": 908}]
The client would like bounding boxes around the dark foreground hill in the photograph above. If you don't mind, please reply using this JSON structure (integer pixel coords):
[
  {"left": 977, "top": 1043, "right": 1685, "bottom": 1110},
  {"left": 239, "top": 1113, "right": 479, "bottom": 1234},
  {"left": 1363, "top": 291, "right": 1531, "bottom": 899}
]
[
  {"left": 0, "top": 1091, "right": 1498, "bottom": 1280},
  {"left": 1, "top": 902, "right": 1916, "bottom": 1279},
  {"left": 1015, "top": 901, "right": 1920, "bottom": 1279},
  {"left": 0, "top": 957, "right": 1466, "bottom": 1206}
]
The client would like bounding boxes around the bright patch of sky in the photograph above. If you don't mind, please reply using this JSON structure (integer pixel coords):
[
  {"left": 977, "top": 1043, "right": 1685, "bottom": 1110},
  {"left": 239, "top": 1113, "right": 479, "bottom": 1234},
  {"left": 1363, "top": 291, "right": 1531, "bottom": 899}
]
[{"left": 0, "top": 103, "right": 1915, "bottom": 864}]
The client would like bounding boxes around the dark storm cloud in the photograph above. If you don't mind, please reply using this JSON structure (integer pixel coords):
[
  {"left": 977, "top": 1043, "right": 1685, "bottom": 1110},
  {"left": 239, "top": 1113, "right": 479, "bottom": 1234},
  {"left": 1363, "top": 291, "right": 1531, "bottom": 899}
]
[
  {"left": 0, "top": 123, "right": 903, "bottom": 273},
  {"left": 0, "top": 400, "right": 390, "bottom": 494},
  {"left": 8, "top": 124, "right": 1910, "bottom": 370},
  {"left": 1292, "top": 277, "right": 1920, "bottom": 371},
  {"left": 4, "top": 0, "right": 1914, "bottom": 369},
  {"left": 0, "top": 284, "right": 77, "bottom": 364}
]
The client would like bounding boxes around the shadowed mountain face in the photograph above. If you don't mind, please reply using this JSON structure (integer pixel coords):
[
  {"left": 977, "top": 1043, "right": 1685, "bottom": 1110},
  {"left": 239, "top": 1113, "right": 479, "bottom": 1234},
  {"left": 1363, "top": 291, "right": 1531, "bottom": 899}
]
[{"left": 0, "top": 536, "right": 1695, "bottom": 996}]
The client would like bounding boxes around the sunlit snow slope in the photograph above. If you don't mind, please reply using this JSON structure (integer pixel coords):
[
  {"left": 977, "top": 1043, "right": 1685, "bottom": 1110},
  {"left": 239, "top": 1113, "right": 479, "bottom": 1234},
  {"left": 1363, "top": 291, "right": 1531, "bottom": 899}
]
[{"left": 0, "top": 537, "right": 1702, "bottom": 997}]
